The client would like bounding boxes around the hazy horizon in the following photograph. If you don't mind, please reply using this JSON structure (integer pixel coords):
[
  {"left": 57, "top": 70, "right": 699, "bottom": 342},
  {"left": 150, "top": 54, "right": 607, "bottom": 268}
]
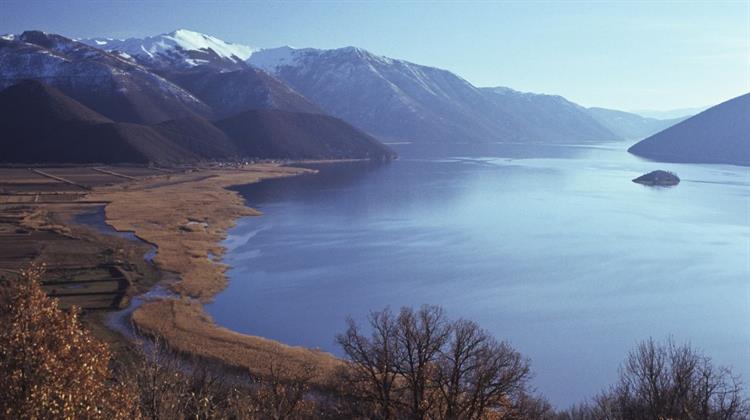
[{"left": 4, "top": 0, "right": 749, "bottom": 112}]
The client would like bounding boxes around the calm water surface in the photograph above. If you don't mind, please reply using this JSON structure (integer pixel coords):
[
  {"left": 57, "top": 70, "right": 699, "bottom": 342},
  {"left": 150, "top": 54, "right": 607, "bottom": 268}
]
[{"left": 207, "top": 141, "right": 750, "bottom": 406}]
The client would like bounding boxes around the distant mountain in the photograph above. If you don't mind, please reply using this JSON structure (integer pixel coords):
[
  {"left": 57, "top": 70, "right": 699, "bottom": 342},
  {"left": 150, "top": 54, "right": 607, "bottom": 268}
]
[
  {"left": 81, "top": 29, "right": 255, "bottom": 71},
  {"left": 2, "top": 29, "right": 641, "bottom": 163},
  {"left": 630, "top": 106, "right": 706, "bottom": 120},
  {"left": 249, "top": 46, "right": 620, "bottom": 144},
  {"left": 483, "top": 87, "right": 619, "bottom": 143},
  {"left": 249, "top": 46, "right": 525, "bottom": 143},
  {"left": 587, "top": 107, "right": 684, "bottom": 140},
  {"left": 0, "top": 80, "right": 204, "bottom": 163},
  {"left": 75, "top": 30, "right": 624, "bottom": 145},
  {"left": 628, "top": 93, "right": 750, "bottom": 165},
  {"left": 161, "top": 66, "right": 322, "bottom": 118},
  {"left": 0, "top": 31, "right": 210, "bottom": 124},
  {"left": 0, "top": 80, "right": 394, "bottom": 164},
  {"left": 216, "top": 109, "right": 396, "bottom": 161}
]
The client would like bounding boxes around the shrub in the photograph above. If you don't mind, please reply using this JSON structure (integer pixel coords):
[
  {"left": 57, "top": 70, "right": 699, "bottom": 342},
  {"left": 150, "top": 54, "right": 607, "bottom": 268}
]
[
  {"left": 0, "top": 264, "right": 139, "bottom": 419},
  {"left": 558, "top": 338, "right": 750, "bottom": 420}
]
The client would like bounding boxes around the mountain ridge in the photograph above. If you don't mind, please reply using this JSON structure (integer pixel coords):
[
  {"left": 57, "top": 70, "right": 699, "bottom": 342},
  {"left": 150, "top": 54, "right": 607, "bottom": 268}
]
[
  {"left": 74, "top": 29, "right": 671, "bottom": 145},
  {"left": 2, "top": 28, "right": 708, "bottom": 163},
  {"left": 81, "top": 29, "right": 256, "bottom": 70}
]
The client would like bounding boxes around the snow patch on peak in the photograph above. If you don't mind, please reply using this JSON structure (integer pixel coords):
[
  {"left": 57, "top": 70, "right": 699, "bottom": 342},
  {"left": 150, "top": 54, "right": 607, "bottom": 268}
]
[
  {"left": 248, "top": 46, "right": 306, "bottom": 71},
  {"left": 248, "top": 44, "right": 397, "bottom": 71},
  {"left": 1, "top": 34, "right": 15, "bottom": 41},
  {"left": 163, "top": 29, "right": 255, "bottom": 60},
  {"left": 81, "top": 29, "right": 256, "bottom": 67}
]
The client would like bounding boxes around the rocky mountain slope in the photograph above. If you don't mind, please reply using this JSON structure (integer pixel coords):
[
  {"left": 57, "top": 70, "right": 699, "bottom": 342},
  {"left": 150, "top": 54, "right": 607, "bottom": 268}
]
[
  {"left": 162, "top": 66, "right": 322, "bottom": 118},
  {"left": 0, "top": 31, "right": 210, "bottom": 124},
  {"left": 81, "top": 30, "right": 322, "bottom": 118},
  {"left": 249, "top": 46, "right": 526, "bottom": 143}
]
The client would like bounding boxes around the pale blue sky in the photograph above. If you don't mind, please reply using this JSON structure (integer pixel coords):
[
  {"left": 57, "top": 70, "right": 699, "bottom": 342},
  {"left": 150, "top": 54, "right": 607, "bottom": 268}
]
[{"left": 3, "top": 1, "right": 749, "bottom": 110}]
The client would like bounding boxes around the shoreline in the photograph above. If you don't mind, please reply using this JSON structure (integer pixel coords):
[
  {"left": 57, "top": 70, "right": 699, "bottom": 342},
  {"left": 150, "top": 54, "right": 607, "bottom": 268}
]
[{"left": 88, "top": 163, "right": 342, "bottom": 382}]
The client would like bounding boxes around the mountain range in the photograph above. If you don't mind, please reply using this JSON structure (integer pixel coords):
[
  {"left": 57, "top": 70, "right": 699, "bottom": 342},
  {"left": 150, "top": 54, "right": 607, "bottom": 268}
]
[
  {"left": 249, "top": 46, "right": 623, "bottom": 144},
  {"left": 82, "top": 30, "right": 684, "bottom": 144},
  {"left": 2, "top": 28, "right": 726, "bottom": 165}
]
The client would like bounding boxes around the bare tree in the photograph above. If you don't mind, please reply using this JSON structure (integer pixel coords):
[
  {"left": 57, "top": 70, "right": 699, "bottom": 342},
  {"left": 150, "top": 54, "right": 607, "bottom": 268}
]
[
  {"left": 561, "top": 338, "right": 750, "bottom": 420},
  {"left": 335, "top": 306, "right": 533, "bottom": 420},
  {"left": 434, "top": 319, "right": 531, "bottom": 419},
  {"left": 335, "top": 309, "right": 401, "bottom": 419},
  {"left": 555, "top": 395, "right": 619, "bottom": 420},
  {"left": 612, "top": 338, "right": 749, "bottom": 419},
  {"left": 396, "top": 305, "right": 452, "bottom": 419},
  {"left": 511, "top": 392, "right": 558, "bottom": 420},
  {"left": 241, "top": 362, "right": 317, "bottom": 420},
  {"left": 121, "top": 337, "right": 229, "bottom": 419}
]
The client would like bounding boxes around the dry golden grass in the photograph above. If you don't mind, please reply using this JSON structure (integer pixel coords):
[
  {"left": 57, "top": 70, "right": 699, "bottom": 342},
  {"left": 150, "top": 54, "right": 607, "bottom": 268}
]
[
  {"left": 132, "top": 298, "right": 340, "bottom": 384},
  {"left": 88, "top": 165, "right": 311, "bottom": 300},
  {"left": 85, "top": 164, "right": 344, "bottom": 379}
]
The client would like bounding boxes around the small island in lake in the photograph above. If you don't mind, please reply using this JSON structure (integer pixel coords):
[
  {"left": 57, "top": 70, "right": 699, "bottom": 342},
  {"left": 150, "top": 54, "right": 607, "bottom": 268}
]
[{"left": 632, "top": 170, "right": 680, "bottom": 187}]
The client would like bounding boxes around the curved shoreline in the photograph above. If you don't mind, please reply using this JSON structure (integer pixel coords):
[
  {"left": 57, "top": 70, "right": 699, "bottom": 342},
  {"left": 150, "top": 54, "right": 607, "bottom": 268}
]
[{"left": 89, "top": 164, "right": 342, "bottom": 382}]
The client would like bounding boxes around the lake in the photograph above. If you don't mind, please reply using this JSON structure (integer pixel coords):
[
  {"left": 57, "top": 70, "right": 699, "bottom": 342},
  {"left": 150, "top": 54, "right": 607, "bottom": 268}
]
[{"left": 206, "top": 141, "right": 750, "bottom": 407}]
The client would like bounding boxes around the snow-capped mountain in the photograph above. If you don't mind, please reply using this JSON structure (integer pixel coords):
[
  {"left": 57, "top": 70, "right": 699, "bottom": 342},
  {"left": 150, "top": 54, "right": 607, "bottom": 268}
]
[
  {"left": 80, "top": 30, "right": 321, "bottom": 117},
  {"left": 0, "top": 30, "right": 396, "bottom": 164},
  {"left": 0, "top": 31, "right": 211, "bottom": 123},
  {"left": 248, "top": 46, "right": 621, "bottom": 144},
  {"left": 75, "top": 29, "right": 623, "bottom": 144},
  {"left": 82, "top": 29, "right": 256, "bottom": 70},
  {"left": 2, "top": 28, "right": 627, "bottom": 151}
]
